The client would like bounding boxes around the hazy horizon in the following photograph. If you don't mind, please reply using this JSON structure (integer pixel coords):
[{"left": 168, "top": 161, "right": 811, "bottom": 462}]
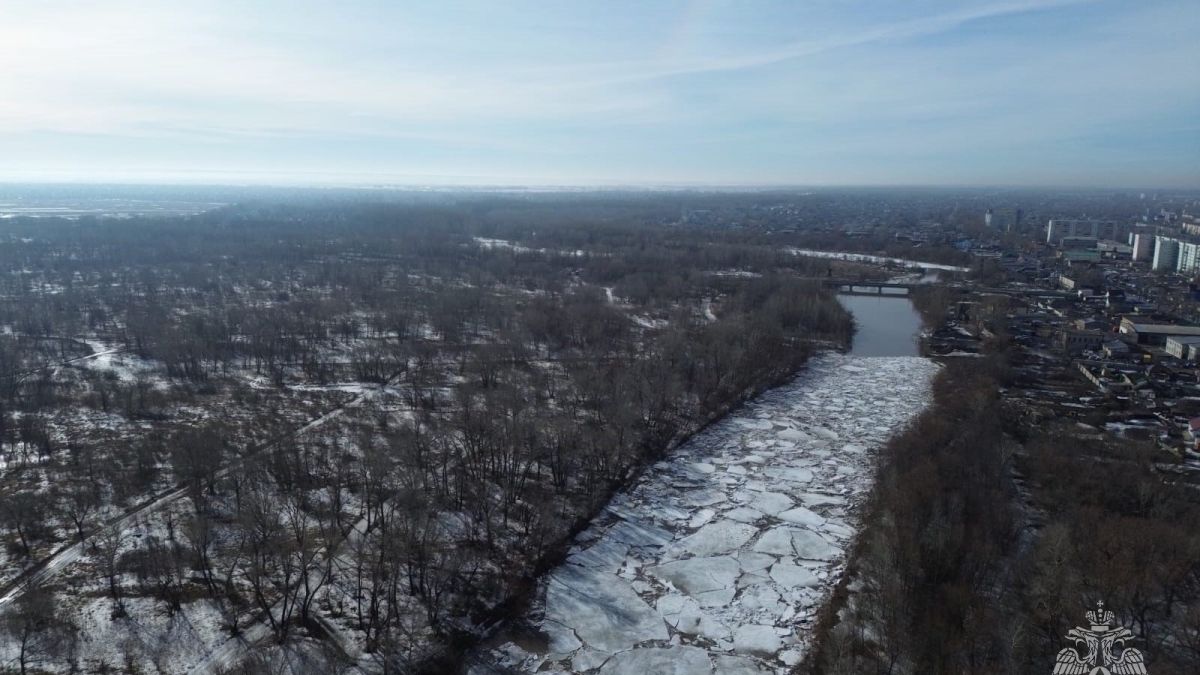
[
  {"left": 2, "top": 176, "right": 1197, "bottom": 193},
  {"left": 1, "top": 175, "right": 1198, "bottom": 193},
  {"left": 2, "top": 0, "right": 1198, "bottom": 188}
]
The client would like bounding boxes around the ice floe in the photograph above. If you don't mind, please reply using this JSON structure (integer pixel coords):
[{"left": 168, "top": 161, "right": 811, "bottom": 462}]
[{"left": 484, "top": 354, "right": 937, "bottom": 673}]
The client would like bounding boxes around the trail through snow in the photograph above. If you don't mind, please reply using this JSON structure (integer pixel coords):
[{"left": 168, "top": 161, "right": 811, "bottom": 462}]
[{"left": 0, "top": 369, "right": 398, "bottom": 613}]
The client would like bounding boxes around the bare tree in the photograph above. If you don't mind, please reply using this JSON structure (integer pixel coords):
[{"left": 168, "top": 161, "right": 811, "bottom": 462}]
[
  {"left": 59, "top": 478, "right": 102, "bottom": 541},
  {"left": 2, "top": 583, "right": 76, "bottom": 674},
  {"left": 94, "top": 526, "right": 127, "bottom": 618},
  {"left": 0, "top": 490, "right": 47, "bottom": 558}
]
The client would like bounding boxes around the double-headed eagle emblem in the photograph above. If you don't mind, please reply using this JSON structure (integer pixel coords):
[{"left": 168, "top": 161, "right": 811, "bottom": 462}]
[{"left": 1053, "top": 601, "right": 1147, "bottom": 674}]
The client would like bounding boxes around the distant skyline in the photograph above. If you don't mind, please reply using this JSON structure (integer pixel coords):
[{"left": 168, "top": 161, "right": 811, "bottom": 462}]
[{"left": 1, "top": 0, "right": 1197, "bottom": 188}]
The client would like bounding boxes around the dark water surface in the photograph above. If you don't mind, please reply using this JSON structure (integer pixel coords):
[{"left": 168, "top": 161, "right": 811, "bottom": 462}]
[{"left": 839, "top": 294, "right": 922, "bottom": 357}]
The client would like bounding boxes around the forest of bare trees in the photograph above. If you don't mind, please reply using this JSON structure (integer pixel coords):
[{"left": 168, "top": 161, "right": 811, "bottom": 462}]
[
  {"left": 0, "top": 196, "right": 862, "bottom": 672},
  {"left": 803, "top": 345, "right": 1200, "bottom": 675}
]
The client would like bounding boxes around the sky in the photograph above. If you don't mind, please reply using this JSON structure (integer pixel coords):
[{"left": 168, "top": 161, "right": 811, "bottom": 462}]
[{"left": 0, "top": 0, "right": 1197, "bottom": 188}]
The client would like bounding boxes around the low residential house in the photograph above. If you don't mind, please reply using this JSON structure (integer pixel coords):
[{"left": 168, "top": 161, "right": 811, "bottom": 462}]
[
  {"left": 1168, "top": 397, "right": 1200, "bottom": 419},
  {"left": 1186, "top": 417, "right": 1200, "bottom": 450},
  {"left": 1103, "top": 340, "right": 1132, "bottom": 359},
  {"left": 1120, "top": 295, "right": 1156, "bottom": 315}
]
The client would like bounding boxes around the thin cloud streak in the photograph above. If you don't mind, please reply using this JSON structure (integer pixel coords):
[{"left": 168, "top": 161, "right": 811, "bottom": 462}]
[
  {"left": 0, "top": 0, "right": 1194, "bottom": 187},
  {"left": 587, "top": 0, "right": 1099, "bottom": 85}
]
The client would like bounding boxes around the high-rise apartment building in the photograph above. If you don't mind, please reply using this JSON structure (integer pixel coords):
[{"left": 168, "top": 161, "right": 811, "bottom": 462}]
[
  {"left": 1153, "top": 235, "right": 1180, "bottom": 271},
  {"left": 1131, "top": 232, "right": 1155, "bottom": 261}
]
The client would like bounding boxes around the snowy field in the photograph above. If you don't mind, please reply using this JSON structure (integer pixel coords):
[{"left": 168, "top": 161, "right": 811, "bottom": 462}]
[{"left": 479, "top": 353, "right": 939, "bottom": 674}]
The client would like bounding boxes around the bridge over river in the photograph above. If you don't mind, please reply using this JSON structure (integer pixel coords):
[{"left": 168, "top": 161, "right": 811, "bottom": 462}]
[{"left": 818, "top": 278, "right": 920, "bottom": 296}]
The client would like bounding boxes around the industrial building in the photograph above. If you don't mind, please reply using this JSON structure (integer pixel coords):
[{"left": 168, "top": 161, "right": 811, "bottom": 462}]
[
  {"left": 1166, "top": 335, "right": 1200, "bottom": 360},
  {"left": 1119, "top": 318, "right": 1200, "bottom": 346}
]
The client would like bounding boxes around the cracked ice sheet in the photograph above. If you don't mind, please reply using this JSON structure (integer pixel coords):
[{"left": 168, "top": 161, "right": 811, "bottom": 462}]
[{"left": 487, "top": 354, "right": 937, "bottom": 673}]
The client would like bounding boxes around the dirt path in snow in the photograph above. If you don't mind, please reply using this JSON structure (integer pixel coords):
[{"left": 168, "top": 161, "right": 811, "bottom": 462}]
[{"left": 0, "top": 367, "right": 402, "bottom": 611}]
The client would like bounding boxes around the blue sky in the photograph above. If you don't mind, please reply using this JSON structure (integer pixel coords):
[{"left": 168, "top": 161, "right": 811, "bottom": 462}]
[{"left": 0, "top": 0, "right": 1196, "bottom": 187}]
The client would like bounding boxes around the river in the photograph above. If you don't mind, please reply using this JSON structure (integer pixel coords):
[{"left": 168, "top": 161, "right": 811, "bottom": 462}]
[
  {"left": 477, "top": 296, "right": 936, "bottom": 674},
  {"left": 839, "top": 294, "right": 924, "bottom": 358}
]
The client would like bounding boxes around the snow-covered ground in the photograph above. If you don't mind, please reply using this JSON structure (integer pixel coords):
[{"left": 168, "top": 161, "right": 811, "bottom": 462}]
[
  {"left": 77, "top": 339, "right": 157, "bottom": 382},
  {"left": 479, "top": 353, "right": 938, "bottom": 674},
  {"left": 787, "top": 248, "right": 969, "bottom": 273},
  {"left": 474, "top": 237, "right": 586, "bottom": 258}
]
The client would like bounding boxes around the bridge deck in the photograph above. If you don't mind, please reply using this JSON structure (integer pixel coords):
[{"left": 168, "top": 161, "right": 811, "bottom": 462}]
[{"left": 816, "top": 278, "right": 918, "bottom": 295}]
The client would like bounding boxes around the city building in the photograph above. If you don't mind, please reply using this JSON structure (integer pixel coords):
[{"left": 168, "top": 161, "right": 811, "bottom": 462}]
[
  {"left": 1119, "top": 318, "right": 1200, "bottom": 346},
  {"left": 1063, "top": 250, "right": 1101, "bottom": 263},
  {"left": 1061, "top": 329, "right": 1106, "bottom": 354},
  {"left": 1060, "top": 236, "right": 1098, "bottom": 250},
  {"left": 1148, "top": 235, "right": 1200, "bottom": 274},
  {"left": 986, "top": 207, "right": 1021, "bottom": 231},
  {"left": 1187, "top": 418, "right": 1200, "bottom": 450},
  {"left": 1097, "top": 241, "right": 1132, "bottom": 259},
  {"left": 1178, "top": 241, "right": 1200, "bottom": 275},
  {"left": 1046, "top": 219, "right": 1129, "bottom": 245},
  {"left": 1165, "top": 335, "right": 1200, "bottom": 360},
  {"left": 1103, "top": 340, "right": 1131, "bottom": 359},
  {"left": 1153, "top": 235, "right": 1180, "bottom": 271},
  {"left": 1131, "top": 232, "right": 1155, "bottom": 261}
]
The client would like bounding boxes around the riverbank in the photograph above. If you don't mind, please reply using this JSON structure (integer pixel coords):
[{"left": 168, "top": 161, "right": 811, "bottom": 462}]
[
  {"left": 428, "top": 340, "right": 832, "bottom": 674},
  {"left": 799, "top": 352, "right": 1016, "bottom": 674},
  {"left": 476, "top": 353, "right": 938, "bottom": 673},
  {"left": 787, "top": 248, "right": 969, "bottom": 273}
]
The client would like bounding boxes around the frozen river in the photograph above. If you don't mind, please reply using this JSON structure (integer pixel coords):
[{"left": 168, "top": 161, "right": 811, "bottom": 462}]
[{"left": 478, "top": 298, "right": 936, "bottom": 674}]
